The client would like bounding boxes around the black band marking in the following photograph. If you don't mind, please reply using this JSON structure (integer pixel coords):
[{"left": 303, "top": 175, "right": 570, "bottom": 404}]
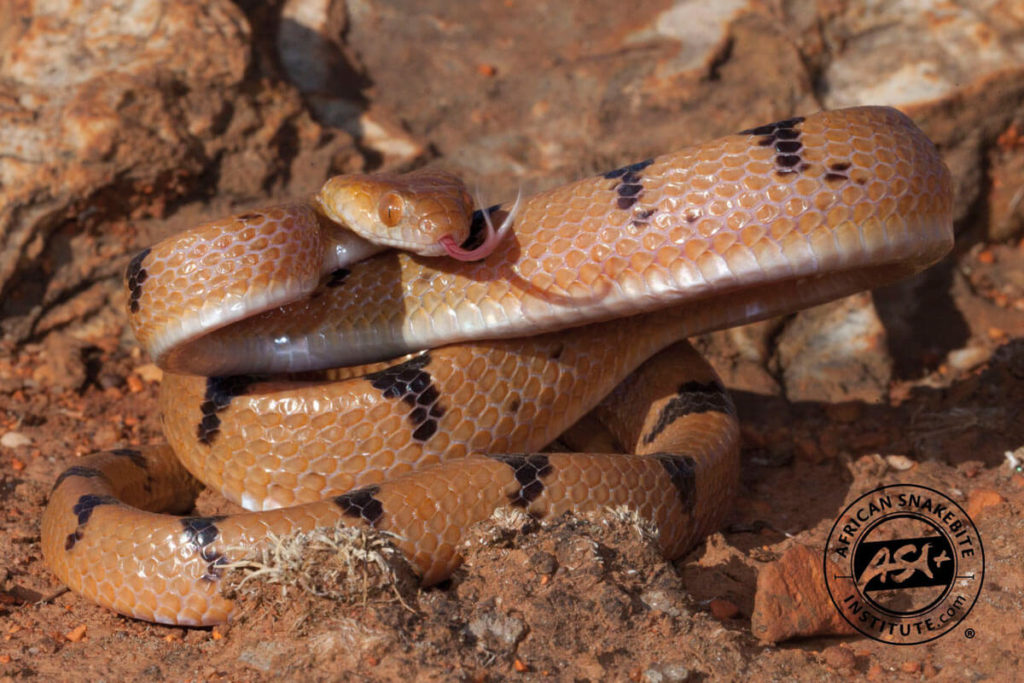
[
  {"left": 615, "top": 171, "right": 644, "bottom": 210},
  {"left": 740, "top": 116, "right": 805, "bottom": 137},
  {"left": 181, "top": 516, "right": 228, "bottom": 581},
  {"left": 651, "top": 453, "right": 697, "bottom": 514},
  {"left": 487, "top": 454, "right": 554, "bottom": 508},
  {"left": 643, "top": 380, "right": 734, "bottom": 446},
  {"left": 65, "top": 494, "right": 120, "bottom": 550},
  {"left": 73, "top": 493, "right": 119, "bottom": 526},
  {"left": 333, "top": 486, "right": 385, "bottom": 525},
  {"left": 198, "top": 375, "right": 261, "bottom": 445},
  {"left": 825, "top": 161, "right": 852, "bottom": 185},
  {"left": 603, "top": 159, "right": 654, "bottom": 211},
  {"left": 110, "top": 448, "right": 147, "bottom": 469},
  {"left": 740, "top": 117, "right": 807, "bottom": 176},
  {"left": 125, "top": 247, "right": 151, "bottom": 314},
  {"left": 52, "top": 466, "right": 105, "bottom": 493},
  {"left": 364, "top": 354, "right": 445, "bottom": 442},
  {"left": 603, "top": 159, "right": 654, "bottom": 180}
]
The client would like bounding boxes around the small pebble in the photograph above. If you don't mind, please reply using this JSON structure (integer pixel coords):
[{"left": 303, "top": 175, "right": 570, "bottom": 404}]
[
  {"left": 644, "top": 661, "right": 690, "bottom": 683},
  {"left": 640, "top": 589, "right": 688, "bottom": 618},
  {"left": 947, "top": 345, "right": 992, "bottom": 372},
  {"left": 468, "top": 611, "right": 526, "bottom": 650},
  {"left": 1, "top": 432, "right": 31, "bottom": 449},
  {"left": 885, "top": 454, "right": 916, "bottom": 471},
  {"left": 823, "top": 645, "right": 857, "bottom": 671},
  {"left": 709, "top": 598, "right": 740, "bottom": 619},
  {"left": 134, "top": 363, "right": 163, "bottom": 383},
  {"left": 65, "top": 625, "right": 87, "bottom": 642},
  {"left": 529, "top": 551, "right": 557, "bottom": 575},
  {"left": 126, "top": 374, "right": 145, "bottom": 393},
  {"left": 966, "top": 488, "right": 1006, "bottom": 518}
]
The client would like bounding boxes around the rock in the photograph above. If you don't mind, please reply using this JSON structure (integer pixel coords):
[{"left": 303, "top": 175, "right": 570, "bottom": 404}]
[
  {"left": 276, "top": 0, "right": 425, "bottom": 167},
  {"left": 948, "top": 345, "right": 995, "bottom": 373},
  {"left": 884, "top": 455, "right": 916, "bottom": 472},
  {"left": 1, "top": 0, "right": 250, "bottom": 299},
  {"left": 697, "top": 321, "right": 783, "bottom": 396},
  {"left": 987, "top": 124, "right": 1024, "bottom": 241},
  {"left": 822, "top": 645, "right": 857, "bottom": 672},
  {"left": 277, "top": 0, "right": 349, "bottom": 96},
  {"left": 528, "top": 550, "right": 557, "bottom": 576},
  {"left": 644, "top": 661, "right": 692, "bottom": 683},
  {"left": 630, "top": 0, "right": 748, "bottom": 80},
  {"left": 751, "top": 544, "right": 856, "bottom": 643},
  {"left": 238, "top": 641, "right": 287, "bottom": 673},
  {"left": 133, "top": 363, "right": 164, "bottom": 384},
  {"left": 1, "top": 432, "right": 31, "bottom": 449},
  {"left": 774, "top": 292, "right": 892, "bottom": 403},
  {"left": 0, "top": 0, "right": 354, "bottom": 344},
  {"left": 709, "top": 598, "right": 741, "bottom": 620},
  {"left": 818, "top": 2, "right": 1024, "bottom": 110},
  {"left": 966, "top": 488, "right": 1006, "bottom": 518},
  {"left": 467, "top": 611, "right": 526, "bottom": 652},
  {"left": 30, "top": 334, "right": 87, "bottom": 392},
  {"left": 640, "top": 589, "right": 689, "bottom": 619},
  {"left": 901, "top": 660, "right": 922, "bottom": 674},
  {"left": 914, "top": 71, "right": 1024, "bottom": 235}
]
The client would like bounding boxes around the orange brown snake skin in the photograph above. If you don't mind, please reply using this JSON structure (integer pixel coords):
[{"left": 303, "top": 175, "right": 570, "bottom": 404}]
[{"left": 41, "top": 107, "right": 954, "bottom": 626}]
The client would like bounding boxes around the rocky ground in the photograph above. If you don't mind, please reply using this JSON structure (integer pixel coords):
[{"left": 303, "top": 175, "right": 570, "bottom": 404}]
[{"left": 1, "top": 1, "right": 1023, "bottom": 680}]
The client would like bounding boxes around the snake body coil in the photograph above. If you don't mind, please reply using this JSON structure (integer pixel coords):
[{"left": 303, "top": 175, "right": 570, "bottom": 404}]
[{"left": 43, "top": 106, "right": 953, "bottom": 625}]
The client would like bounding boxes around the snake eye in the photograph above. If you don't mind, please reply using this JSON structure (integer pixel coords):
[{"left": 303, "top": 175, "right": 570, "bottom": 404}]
[{"left": 377, "top": 192, "right": 404, "bottom": 227}]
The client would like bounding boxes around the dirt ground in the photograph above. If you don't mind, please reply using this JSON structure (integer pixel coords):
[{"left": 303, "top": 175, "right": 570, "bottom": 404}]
[{"left": 2, "top": 1, "right": 1024, "bottom": 681}]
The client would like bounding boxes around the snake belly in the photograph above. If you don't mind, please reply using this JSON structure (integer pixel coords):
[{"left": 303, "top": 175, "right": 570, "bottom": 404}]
[{"left": 42, "top": 106, "right": 953, "bottom": 625}]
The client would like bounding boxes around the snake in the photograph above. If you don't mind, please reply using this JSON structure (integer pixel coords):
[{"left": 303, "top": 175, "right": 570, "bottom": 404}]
[{"left": 41, "top": 106, "right": 953, "bottom": 626}]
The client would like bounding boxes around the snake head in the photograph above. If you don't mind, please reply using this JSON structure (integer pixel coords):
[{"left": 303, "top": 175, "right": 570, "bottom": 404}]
[{"left": 317, "top": 169, "right": 477, "bottom": 257}]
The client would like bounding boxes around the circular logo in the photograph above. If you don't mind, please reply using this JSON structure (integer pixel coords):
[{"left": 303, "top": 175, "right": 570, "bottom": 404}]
[{"left": 824, "top": 484, "right": 984, "bottom": 644}]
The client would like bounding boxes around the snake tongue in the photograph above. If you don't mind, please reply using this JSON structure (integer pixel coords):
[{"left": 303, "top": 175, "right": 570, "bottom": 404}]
[{"left": 439, "top": 233, "right": 500, "bottom": 261}]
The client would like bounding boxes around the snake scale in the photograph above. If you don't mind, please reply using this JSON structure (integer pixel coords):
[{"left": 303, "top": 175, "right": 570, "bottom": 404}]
[{"left": 41, "top": 106, "right": 953, "bottom": 625}]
